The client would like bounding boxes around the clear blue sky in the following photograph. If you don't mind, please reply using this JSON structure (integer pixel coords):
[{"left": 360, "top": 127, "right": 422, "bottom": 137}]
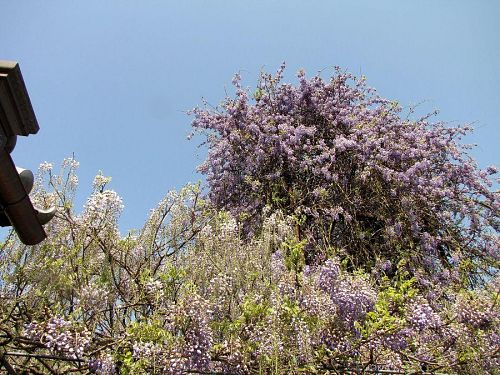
[{"left": 1, "top": 1, "right": 499, "bottom": 233}]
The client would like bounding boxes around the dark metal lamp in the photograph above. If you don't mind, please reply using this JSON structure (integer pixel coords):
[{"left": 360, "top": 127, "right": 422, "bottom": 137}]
[{"left": 0, "top": 60, "right": 55, "bottom": 245}]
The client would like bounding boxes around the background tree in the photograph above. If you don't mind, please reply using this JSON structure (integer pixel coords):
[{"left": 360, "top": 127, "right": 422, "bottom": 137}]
[{"left": 191, "top": 64, "right": 499, "bottom": 282}]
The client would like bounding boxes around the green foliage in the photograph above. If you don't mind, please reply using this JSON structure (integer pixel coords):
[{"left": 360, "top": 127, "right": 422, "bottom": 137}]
[
  {"left": 127, "top": 319, "right": 173, "bottom": 344},
  {"left": 362, "top": 270, "right": 417, "bottom": 338},
  {"left": 282, "top": 237, "right": 306, "bottom": 274}
]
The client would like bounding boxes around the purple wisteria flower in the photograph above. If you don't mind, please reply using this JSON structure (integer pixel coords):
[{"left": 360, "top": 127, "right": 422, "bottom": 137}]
[{"left": 190, "top": 64, "right": 499, "bottom": 280}]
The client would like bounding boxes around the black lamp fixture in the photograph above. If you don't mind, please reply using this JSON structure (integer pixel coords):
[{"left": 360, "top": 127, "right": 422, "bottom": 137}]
[{"left": 0, "top": 60, "right": 55, "bottom": 245}]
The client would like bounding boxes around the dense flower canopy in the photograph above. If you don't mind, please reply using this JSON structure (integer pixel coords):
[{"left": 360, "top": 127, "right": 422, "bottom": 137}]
[
  {"left": 191, "top": 64, "right": 499, "bottom": 280},
  {"left": 0, "top": 66, "right": 498, "bottom": 374}
]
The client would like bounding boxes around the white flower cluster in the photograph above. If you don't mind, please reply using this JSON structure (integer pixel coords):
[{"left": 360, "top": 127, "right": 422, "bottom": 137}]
[
  {"left": 261, "top": 208, "right": 294, "bottom": 248},
  {"left": 39, "top": 161, "right": 54, "bottom": 172},
  {"left": 62, "top": 157, "right": 80, "bottom": 170},
  {"left": 77, "top": 284, "right": 110, "bottom": 312},
  {"left": 88, "top": 354, "right": 116, "bottom": 374},
  {"left": 144, "top": 279, "right": 164, "bottom": 297},
  {"left": 25, "top": 317, "right": 91, "bottom": 359},
  {"left": 93, "top": 172, "right": 112, "bottom": 190},
  {"left": 83, "top": 189, "right": 124, "bottom": 228}
]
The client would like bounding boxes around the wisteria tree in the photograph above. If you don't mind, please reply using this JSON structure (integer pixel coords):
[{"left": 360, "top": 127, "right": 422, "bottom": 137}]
[
  {"left": 191, "top": 64, "right": 499, "bottom": 281},
  {"left": 0, "top": 66, "right": 498, "bottom": 374}
]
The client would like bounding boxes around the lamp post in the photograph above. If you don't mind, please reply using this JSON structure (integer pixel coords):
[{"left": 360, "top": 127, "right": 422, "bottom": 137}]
[{"left": 0, "top": 60, "right": 55, "bottom": 245}]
